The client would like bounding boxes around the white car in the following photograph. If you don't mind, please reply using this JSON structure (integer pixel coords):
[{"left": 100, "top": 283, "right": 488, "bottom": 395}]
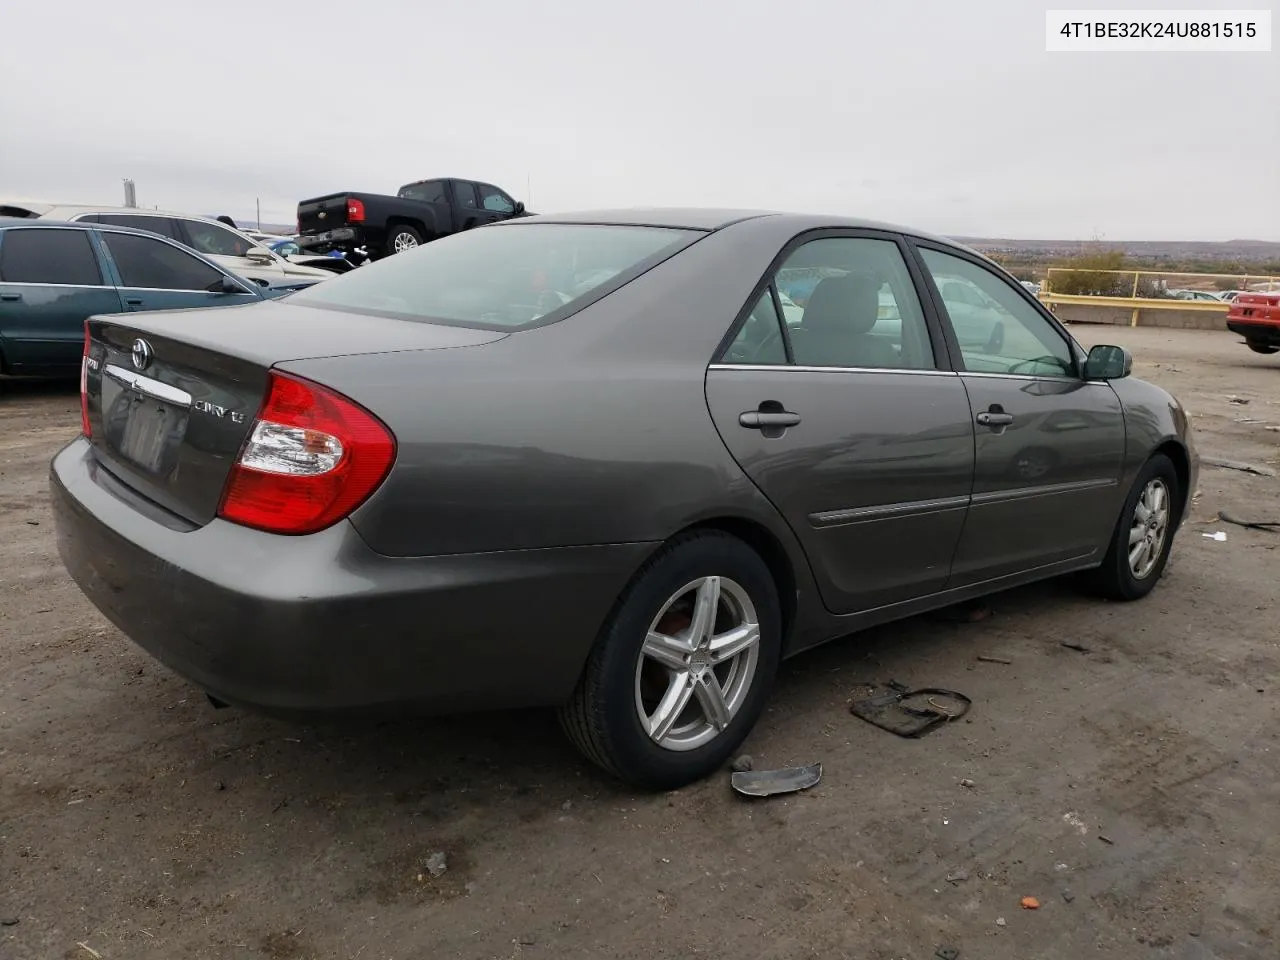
[{"left": 0, "top": 201, "right": 335, "bottom": 286}]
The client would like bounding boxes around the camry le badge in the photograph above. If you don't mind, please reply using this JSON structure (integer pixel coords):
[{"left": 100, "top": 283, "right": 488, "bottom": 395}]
[{"left": 131, "top": 338, "right": 154, "bottom": 371}]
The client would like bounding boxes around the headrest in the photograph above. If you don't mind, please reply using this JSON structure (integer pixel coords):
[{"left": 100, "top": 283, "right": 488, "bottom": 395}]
[{"left": 801, "top": 272, "right": 880, "bottom": 334}]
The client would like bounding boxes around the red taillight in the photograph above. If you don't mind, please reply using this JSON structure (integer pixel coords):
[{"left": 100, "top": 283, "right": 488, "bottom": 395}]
[
  {"left": 217, "top": 372, "right": 395, "bottom": 535},
  {"left": 79, "top": 323, "right": 92, "bottom": 438},
  {"left": 346, "top": 198, "right": 365, "bottom": 222}
]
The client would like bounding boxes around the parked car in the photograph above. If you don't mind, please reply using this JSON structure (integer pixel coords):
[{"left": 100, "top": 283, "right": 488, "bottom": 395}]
[
  {"left": 1164, "top": 289, "right": 1223, "bottom": 302},
  {"left": 0, "top": 219, "right": 310, "bottom": 379},
  {"left": 296, "top": 177, "right": 528, "bottom": 261},
  {"left": 0, "top": 201, "right": 337, "bottom": 287},
  {"left": 1225, "top": 291, "right": 1280, "bottom": 355},
  {"left": 263, "top": 237, "right": 355, "bottom": 274},
  {"left": 51, "top": 209, "right": 1198, "bottom": 790}
]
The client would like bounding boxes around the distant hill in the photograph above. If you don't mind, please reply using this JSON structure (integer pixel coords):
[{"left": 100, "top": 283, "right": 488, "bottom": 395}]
[{"left": 952, "top": 236, "right": 1280, "bottom": 262}]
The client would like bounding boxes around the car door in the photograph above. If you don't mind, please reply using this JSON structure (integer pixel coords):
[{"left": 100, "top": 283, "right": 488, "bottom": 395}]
[
  {"left": 913, "top": 243, "right": 1126, "bottom": 584},
  {"left": 99, "top": 230, "right": 261, "bottom": 312},
  {"left": 475, "top": 182, "right": 518, "bottom": 226},
  {"left": 0, "top": 227, "right": 122, "bottom": 373},
  {"left": 175, "top": 217, "right": 287, "bottom": 282},
  {"left": 705, "top": 232, "right": 975, "bottom": 615},
  {"left": 451, "top": 180, "right": 485, "bottom": 231}
]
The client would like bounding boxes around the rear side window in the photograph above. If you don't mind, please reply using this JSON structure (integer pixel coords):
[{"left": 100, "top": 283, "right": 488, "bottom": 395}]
[
  {"left": 92, "top": 214, "right": 178, "bottom": 240},
  {"left": 453, "top": 181, "right": 479, "bottom": 209},
  {"left": 399, "top": 180, "right": 449, "bottom": 203},
  {"left": 0, "top": 229, "right": 103, "bottom": 285},
  {"left": 103, "top": 232, "right": 225, "bottom": 291},
  {"left": 289, "top": 223, "right": 697, "bottom": 329}
]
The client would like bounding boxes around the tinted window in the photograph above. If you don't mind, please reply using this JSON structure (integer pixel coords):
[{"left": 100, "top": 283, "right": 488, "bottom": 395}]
[
  {"left": 399, "top": 180, "right": 449, "bottom": 203},
  {"left": 0, "top": 229, "right": 103, "bottom": 285},
  {"left": 773, "top": 237, "right": 936, "bottom": 370},
  {"left": 182, "top": 220, "right": 255, "bottom": 257},
  {"left": 920, "top": 248, "right": 1073, "bottom": 377},
  {"left": 479, "top": 184, "right": 515, "bottom": 214},
  {"left": 722, "top": 290, "right": 788, "bottom": 364},
  {"left": 104, "top": 233, "right": 225, "bottom": 290},
  {"left": 92, "top": 214, "right": 178, "bottom": 240},
  {"left": 453, "top": 181, "right": 479, "bottom": 209},
  {"left": 289, "top": 223, "right": 695, "bottom": 329}
]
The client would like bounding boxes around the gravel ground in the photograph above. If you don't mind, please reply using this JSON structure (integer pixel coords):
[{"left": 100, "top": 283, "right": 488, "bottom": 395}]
[{"left": 2, "top": 326, "right": 1278, "bottom": 960}]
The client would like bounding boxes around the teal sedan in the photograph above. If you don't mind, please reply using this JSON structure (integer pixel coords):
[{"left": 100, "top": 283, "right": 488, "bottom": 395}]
[{"left": 0, "top": 219, "right": 313, "bottom": 379}]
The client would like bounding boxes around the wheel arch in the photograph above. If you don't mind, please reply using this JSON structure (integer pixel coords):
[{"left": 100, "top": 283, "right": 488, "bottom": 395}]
[{"left": 385, "top": 215, "right": 431, "bottom": 240}]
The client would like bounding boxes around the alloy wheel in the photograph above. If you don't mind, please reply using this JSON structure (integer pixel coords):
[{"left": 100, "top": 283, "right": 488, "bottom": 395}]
[{"left": 1128, "top": 477, "right": 1170, "bottom": 579}]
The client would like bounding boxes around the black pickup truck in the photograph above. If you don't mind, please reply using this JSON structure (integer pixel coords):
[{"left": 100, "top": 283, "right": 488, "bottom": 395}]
[{"left": 296, "top": 177, "right": 527, "bottom": 261}]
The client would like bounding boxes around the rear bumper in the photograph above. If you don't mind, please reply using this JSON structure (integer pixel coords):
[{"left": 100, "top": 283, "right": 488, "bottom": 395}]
[
  {"left": 1227, "top": 321, "right": 1280, "bottom": 347},
  {"left": 50, "top": 438, "right": 652, "bottom": 716},
  {"left": 297, "top": 227, "right": 360, "bottom": 251}
]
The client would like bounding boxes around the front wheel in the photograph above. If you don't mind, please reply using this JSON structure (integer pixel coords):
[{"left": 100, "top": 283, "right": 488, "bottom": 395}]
[
  {"left": 1246, "top": 341, "right": 1279, "bottom": 355},
  {"left": 558, "top": 532, "right": 782, "bottom": 790},
  {"left": 1082, "top": 453, "right": 1180, "bottom": 601}
]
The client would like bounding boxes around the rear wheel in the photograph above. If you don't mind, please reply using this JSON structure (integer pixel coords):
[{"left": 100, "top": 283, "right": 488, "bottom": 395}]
[
  {"left": 1082, "top": 453, "right": 1180, "bottom": 601},
  {"left": 385, "top": 225, "right": 422, "bottom": 256},
  {"left": 558, "top": 532, "right": 781, "bottom": 790},
  {"left": 1246, "top": 341, "right": 1279, "bottom": 355}
]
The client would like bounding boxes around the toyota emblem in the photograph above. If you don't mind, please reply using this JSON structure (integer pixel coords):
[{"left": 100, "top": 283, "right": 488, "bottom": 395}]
[{"left": 131, "top": 338, "right": 154, "bottom": 371}]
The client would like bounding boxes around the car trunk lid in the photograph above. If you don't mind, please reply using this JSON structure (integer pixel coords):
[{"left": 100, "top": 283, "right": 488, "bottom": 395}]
[
  {"left": 1228, "top": 292, "right": 1280, "bottom": 324},
  {"left": 83, "top": 301, "right": 506, "bottom": 526}
]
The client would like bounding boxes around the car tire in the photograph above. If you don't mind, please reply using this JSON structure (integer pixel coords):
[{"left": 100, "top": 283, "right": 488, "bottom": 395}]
[
  {"left": 1246, "top": 341, "right": 1279, "bottom": 355},
  {"left": 385, "top": 225, "right": 422, "bottom": 256},
  {"left": 558, "top": 531, "right": 782, "bottom": 790},
  {"left": 1082, "top": 453, "right": 1180, "bottom": 601}
]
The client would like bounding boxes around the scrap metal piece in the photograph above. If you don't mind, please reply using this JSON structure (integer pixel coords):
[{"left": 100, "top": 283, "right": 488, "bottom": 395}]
[{"left": 730, "top": 762, "right": 822, "bottom": 797}]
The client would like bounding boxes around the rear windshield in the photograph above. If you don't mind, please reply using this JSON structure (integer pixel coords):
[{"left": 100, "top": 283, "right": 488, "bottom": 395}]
[{"left": 288, "top": 223, "right": 698, "bottom": 329}]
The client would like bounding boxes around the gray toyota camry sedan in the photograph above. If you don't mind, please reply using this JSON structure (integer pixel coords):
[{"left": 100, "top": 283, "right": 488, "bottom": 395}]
[{"left": 51, "top": 209, "right": 1198, "bottom": 789}]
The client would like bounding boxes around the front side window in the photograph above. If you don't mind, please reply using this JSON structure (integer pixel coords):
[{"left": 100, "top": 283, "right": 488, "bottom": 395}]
[
  {"left": 479, "top": 184, "right": 515, "bottom": 214},
  {"left": 0, "top": 228, "right": 103, "bottom": 285},
  {"left": 289, "top": 223, "right": 696, "bottom": 328},
  {"left": 182, "top": 220, "right": 255, "bottom": 258},
  {"left": 920, "top": 248, "right": 1073, "bottom": 377},
  {"left": 760, "top": 237, "right": 936, "bottom": 370},
  {"left": 103, "top": 233, "right": 226, "bottom": 291}
]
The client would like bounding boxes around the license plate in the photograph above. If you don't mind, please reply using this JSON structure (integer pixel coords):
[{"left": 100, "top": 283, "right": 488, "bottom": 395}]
[{"left": 114, "top": 396, "right": 185, "bottom": 474}]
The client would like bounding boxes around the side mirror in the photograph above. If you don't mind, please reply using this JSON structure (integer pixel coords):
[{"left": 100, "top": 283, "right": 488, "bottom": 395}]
[
  {"left": 514, "top": 201, "right": 526, "bottom": 215},
  {"left": 1084, "top": 344, "right": 1133, "bottom": 380},
  {"left": 245, "top": 246, "right": 275, "bottom": 263}
]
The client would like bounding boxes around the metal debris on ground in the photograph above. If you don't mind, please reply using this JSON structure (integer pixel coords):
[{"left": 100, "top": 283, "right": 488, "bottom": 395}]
[
  {"left": 1202, "top": 532, "right": 1228, "bottom": 542},
  {"left": 730, "top": 762, "right": 822, "bottom": 797},
  {"left": 1061, "top": 642, "right": 1091, "bottom": 653},
  {"left": 1218, "top": 511, "right": 1280, "bottom": 532},
  {"left": 1201, "top": 456, "right": 1278, "bottom": 478},
  {"left": 1098, "top": 834, "right": 1115, "bottom": 845},
  {"left": 0, "top": 917, "right": 18, "bottom": 926},
  {"left": 730, "top": 754, "right": 754, "bottom": 773},
  {"left": 849, "top": 682, "right": 972, "bottom": 738},
  {"left": 1226, "top": 396, "right": 1250, "bottom": 404},
  {"left": 977, "top": 655, "right": 1012, "bottom": 665},
  {"left": 959, "top": 778, "right": 976, "bottom": 788},
  {"left": 424, "top": 851, "right": 448, "bottom": 878},
  {"left": 945, "top": 868, "right": 969, "bottom": 885}
]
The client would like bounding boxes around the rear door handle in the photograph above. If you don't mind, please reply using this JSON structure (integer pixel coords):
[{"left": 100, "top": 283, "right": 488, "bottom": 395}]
[
  {"left": 124, "top": 297, "right": 144, "bottom": 306},
  {"left": 740, "top": 410, "right": 802, "bottom": 429},
  {"left": 976, "top": 411, "right": 1014, "bottom": 427},
  {"left": 0, "top": 292, "right": 21, "bottom": 302}
]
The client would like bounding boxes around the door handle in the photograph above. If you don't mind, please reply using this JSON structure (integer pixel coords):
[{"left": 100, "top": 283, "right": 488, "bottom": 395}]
[
  {"left": 976, "top": 411, "right": 1014, "bottom": 427},
  {"left": 0, "top": 292, "right": 21, "bottom": 302},
  {"left": 125, "top": 297, "right": 144, "bottom": 306},
  {"left": 740, "top": 410, "right": 801, "bottom": 429}
]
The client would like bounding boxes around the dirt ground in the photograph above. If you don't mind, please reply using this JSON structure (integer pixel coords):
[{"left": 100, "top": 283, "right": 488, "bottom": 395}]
[{"left": 2, "top": 326, "right": 1278, "bottom": 960}]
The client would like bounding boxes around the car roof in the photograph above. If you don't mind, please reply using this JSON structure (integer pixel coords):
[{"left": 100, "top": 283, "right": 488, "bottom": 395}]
[{"left": 512, "top": 207, "right": 973, "bottom": 251}]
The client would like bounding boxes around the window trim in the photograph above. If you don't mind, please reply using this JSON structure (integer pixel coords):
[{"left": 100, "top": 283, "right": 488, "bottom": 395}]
[
  {"left": 97, "top": 228, "right": 257, "bottom": 296},
  {"left": 0, "top": 225, "right": 108, "bottom": 287},
  {"left": 907, "top": 238, "right": 1083, "bottom": 380},
  {"left": 69, "top": 212, "right": 181, "bottom": 241},
  {"left": 712, "top": 227, "right": 953, "bottom": 373}
]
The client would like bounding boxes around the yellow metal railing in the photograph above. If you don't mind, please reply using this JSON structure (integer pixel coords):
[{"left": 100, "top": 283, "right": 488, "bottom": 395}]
[{"left": 1039, "top": 268, "right": 1279, "bottom": 327}]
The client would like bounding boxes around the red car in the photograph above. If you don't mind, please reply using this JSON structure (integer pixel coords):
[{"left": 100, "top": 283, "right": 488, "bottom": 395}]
[{"left": 1226, "top": 292, "right": 1280, "bottom": 355}]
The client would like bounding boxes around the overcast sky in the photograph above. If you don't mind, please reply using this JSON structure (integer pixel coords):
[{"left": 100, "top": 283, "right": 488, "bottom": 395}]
[{"left": 1, "top": 0, "right": 1275, "bottom": 240}]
